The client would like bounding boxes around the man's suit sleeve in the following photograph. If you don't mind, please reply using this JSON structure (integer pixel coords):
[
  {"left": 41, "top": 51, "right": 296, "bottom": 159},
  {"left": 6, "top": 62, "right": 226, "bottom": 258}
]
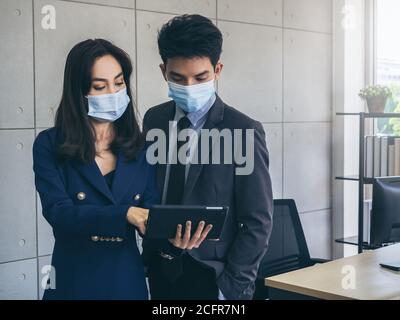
[
  {"left": 142, "top": 109, "right": 185, "bottom": 279},
  {"left": 217, "top": 121, "right": 273, "bottom": 300}
]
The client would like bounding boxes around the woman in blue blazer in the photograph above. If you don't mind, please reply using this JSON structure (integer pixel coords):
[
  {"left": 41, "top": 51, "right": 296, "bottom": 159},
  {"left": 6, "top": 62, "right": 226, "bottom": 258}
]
[{"left": 33, "top": 39, "right": 159, "bottom": 300}]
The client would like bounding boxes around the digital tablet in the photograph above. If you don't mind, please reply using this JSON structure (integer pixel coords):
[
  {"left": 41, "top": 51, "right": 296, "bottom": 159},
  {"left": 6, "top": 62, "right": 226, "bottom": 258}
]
[
  {"left": 380, "top": 262, "right": 400, "bottom": 272},
  {"left": 145, "top": 205, "right": 229, "bottom": 240}
]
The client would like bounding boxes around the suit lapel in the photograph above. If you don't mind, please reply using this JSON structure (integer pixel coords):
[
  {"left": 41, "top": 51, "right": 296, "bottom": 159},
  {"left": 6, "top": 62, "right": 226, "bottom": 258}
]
[
  {"left": 71, "top": 158, "right": 116, "bottom": 204},
  {"left": 153, "top": 102, "right": 176, "bottom": 193},
  {"left": 72, "top": 150, "right": 142, "bottom": 204},
  {"left": 183, "top": 95, "right": 225, "bottom": 201},
  {"left": 111, "top": 151, "right": 140, "bottom": 203}
]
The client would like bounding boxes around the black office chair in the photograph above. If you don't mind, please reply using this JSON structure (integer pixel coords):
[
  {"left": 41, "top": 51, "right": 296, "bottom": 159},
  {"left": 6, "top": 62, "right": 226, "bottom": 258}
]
[{"left": 254, "top": 199, "right": 328, "bottom": 300}]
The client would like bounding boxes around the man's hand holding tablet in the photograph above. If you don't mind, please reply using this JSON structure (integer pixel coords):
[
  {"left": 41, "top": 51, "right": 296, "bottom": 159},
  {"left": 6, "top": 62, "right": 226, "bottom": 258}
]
[{"left": 169, "top": 220, "right": 214, "bottom": 250}]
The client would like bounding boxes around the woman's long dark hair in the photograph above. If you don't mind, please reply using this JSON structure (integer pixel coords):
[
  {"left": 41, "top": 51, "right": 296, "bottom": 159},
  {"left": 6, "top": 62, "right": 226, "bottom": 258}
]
[{"left": 55, "top": 39, "right": 143, "bottom": 164}]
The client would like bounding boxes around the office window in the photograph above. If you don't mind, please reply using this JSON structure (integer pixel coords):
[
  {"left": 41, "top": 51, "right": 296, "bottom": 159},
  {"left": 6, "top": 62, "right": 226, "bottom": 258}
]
[{"left": 376, "top": 0, "right": 400, "bottom": 133}]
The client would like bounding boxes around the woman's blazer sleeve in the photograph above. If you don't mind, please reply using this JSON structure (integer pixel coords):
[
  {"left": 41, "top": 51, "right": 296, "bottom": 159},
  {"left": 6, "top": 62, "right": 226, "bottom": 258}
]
[
  {"left": 33, "top": 130, "right": 130, "bottom": 238},
  {"left": 140, "top": 163, "right": 160, "bottom": 209}
]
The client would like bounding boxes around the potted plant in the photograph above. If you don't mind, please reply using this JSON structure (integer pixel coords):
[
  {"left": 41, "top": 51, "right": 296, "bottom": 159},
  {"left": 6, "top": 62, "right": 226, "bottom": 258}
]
[{"left": 358, "top": 85, "right": 392, "bottom": 113}]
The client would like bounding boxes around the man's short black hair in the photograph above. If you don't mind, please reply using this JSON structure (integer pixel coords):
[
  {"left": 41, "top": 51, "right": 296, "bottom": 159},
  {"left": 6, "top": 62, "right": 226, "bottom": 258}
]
[{"left": 158, "top": 14, "right": 223, "bottom": 68}]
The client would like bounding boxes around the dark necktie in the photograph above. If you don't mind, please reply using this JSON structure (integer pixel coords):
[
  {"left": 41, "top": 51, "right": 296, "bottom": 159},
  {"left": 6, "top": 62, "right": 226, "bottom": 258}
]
[{"left": 166, "top": 116, "right": 192, "bottom": 205}]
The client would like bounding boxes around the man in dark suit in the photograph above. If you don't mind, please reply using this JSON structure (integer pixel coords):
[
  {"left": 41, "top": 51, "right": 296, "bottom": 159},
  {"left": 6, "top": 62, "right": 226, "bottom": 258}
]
[{"left": 142, "top": 14, "right": 273, "bottom": 300}]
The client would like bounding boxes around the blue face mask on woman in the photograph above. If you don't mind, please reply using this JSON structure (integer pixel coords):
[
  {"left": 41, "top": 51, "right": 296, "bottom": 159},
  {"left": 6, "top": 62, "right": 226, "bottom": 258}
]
[
  {"left": 87, "top": 87, "right": 130, "bottom": 122},
  {"left": 168, "top": 79, "right": 216, "bottom": 113}
]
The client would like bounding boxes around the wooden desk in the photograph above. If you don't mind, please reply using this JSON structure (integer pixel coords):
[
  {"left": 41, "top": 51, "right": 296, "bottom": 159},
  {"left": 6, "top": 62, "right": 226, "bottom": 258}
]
[{"left": 265, "top": 244, "right": 400, "bottom": 300}]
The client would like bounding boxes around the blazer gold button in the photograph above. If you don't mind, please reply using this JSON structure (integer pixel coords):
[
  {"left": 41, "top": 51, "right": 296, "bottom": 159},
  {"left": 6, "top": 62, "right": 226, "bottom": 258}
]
[
  {"left": 91, "top": 236, "right": 99, "bottom": 242},
  {"left": 77, "top": 192, "right": 86, "bottom": 201},
  {"left": 111, "top": 237, "right": 116, "bottom": 242},
  {"left": 105, "top": 237, "right": 111, "bottom": 242},
  {"left": 99, "top": 237, "right": 105, "bottom": 241},
  {"left": 134, "top": 194, "right": 141, "bottom": 201},
  {"left": 116, "top": 237, "right": 124, "bottom": 242}
]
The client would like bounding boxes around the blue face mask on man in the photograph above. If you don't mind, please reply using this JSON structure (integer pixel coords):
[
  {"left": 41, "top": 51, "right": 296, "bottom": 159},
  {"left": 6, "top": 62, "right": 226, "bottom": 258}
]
[
  {"left": 168, "top": 79, "right": 216, "bottom": 113},
  {"left": 87, "top": 87, "right": 130, "bottom": 122}
]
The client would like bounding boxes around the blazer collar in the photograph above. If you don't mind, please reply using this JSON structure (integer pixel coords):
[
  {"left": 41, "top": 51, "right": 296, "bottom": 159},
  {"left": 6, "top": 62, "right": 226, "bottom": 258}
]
[{"left": 71, "top": 150, "right": 140, "bottom": 204}]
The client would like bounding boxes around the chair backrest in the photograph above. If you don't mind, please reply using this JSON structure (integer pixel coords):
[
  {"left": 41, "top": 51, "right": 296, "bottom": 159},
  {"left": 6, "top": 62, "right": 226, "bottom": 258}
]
[
  {"left": 371, "top": 177, "right": 400, "bottom": 246},
  {"left": 258, "top": 199, "right": 312, "bottom": 278}
]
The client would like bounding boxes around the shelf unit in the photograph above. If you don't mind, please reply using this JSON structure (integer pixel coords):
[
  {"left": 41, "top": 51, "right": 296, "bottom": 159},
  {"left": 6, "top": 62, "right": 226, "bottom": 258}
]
[{"left": 335, "top": 112, "right": 400, "bottom": 253}]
